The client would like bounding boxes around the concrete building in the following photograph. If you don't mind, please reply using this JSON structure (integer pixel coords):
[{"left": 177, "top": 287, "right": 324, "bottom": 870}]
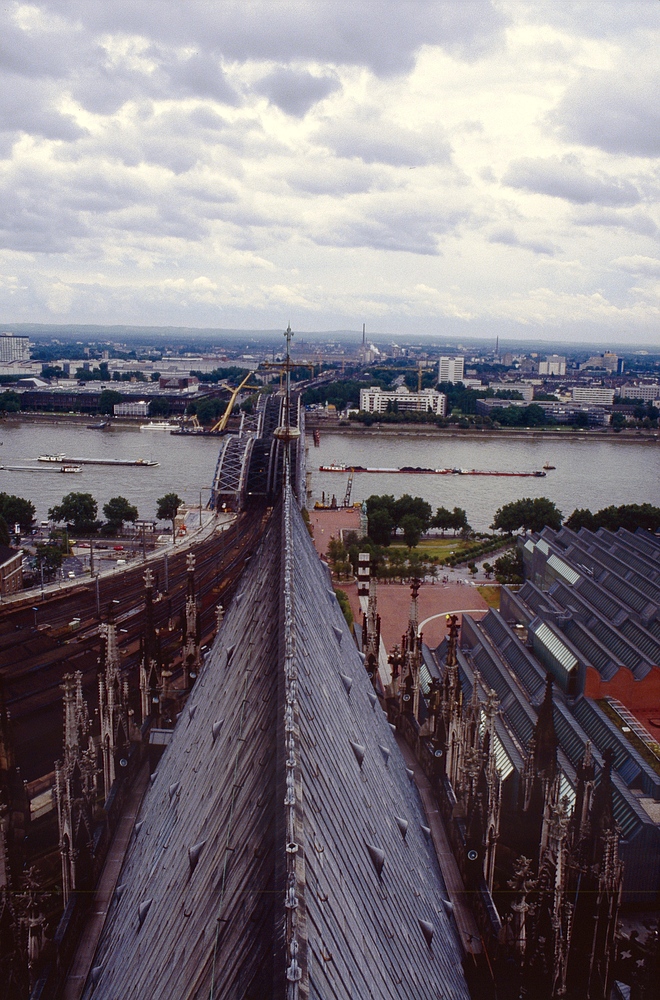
[
  {"left": 620, "top": 382, "right": 660, "bottom": 402},
  {"left": 438, "top": 355, "right": 465, "bottom": 384},
  {"left": 0, "top": 546, "right": 23, "bottom": 596},
  {"left": 113, "top": 400, "right": 149, "bottom": 417},
  {"left": 359, "top": 385, "right": 447, "bottom": 415},
  {"left": 475, "top": 396, "right": 611, "bottom": 425},
  {"left": 571, "top": 386, "right": 616, "bottom": 406},
  {"left": 580, "top": 353, "right": 623, "bottom": 374},
  {"left": 538, "top": 354, "right": 566, "bottom": 376},
  {"left": 0, "top": 333, "right": 29, "bottom": 364}
]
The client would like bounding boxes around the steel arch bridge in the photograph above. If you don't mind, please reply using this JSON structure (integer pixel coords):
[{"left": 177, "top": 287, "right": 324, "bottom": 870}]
[{"left": 210, "top": 392, "right": 305, "bottom": 511}]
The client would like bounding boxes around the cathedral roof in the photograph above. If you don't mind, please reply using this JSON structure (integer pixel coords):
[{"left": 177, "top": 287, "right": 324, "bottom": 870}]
[{"left": 82, "top": 485, "right": 469, "bottom": 1000}]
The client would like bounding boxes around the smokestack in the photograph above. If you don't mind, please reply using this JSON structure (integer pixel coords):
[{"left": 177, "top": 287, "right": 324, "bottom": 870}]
[{"left": 362, "top": 323, "right": 366, "bottom": 348}]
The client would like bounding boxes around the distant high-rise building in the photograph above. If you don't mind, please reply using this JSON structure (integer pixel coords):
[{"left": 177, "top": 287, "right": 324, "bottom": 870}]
[
  {"left": 0, "top": 332, "right": 29, "bottom": 363},
  {"left": 571, "top": 386, "right": 615, "bottom": 406},
  {"left": 438, "top": 355, "right": 464, "bottom": 384},
  {"left": 538, "top": 354, "right": 566, "bottom": 376}
]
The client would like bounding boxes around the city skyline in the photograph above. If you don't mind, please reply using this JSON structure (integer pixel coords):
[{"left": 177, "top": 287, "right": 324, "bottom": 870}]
[{"left": 0, "top": 2, "right": 659, "bottom": 342}]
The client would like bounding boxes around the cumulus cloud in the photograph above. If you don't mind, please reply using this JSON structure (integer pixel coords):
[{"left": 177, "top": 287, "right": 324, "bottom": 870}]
[
  {"left": 254, "top": 68, "right": 339, "bottom": 117},
  {"left": 551, "top": 66, "right": 660, "bottom": 158},
  {"left": 503, "top": 155, "right": 641, "bottom": 206},
  {"left": 612, "top": 255, "right": 660, "bottom": 277},
  {"left": 316, "top": 110, "right": 451, "bottom": 167},
  {"left": 488, "top": 228, "right": 556, "bottom": 256},
  {"left": 42, "top": 0, "right": 506, "bottom": 75},
  {"left": 0, "top": 0, "right": 658, "bottom": 339}
]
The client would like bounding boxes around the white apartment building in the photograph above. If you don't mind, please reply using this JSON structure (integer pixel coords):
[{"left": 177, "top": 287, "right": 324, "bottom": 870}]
[
  {"left": 571, "top": 386, "right": 615, "bottom": 406},
  {"left": 360, "top": 385, "right": 447, "bottom": 415},
  {"left": 620, "top": 383, "right": 660, "bottom": 402},
  {"left": 114, "top": 400, "right": 150, "bottom": 417},
  {"left": 437, "top": 356, "right": 465, "bottom": 384},
  {"left": 0, "top": 332, "right": 29, "bottom": 363},
  {"left": 538, "top": 355, "right": 566, "bottom": 376}
]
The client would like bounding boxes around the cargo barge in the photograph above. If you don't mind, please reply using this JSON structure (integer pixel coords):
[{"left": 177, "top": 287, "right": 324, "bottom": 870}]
[
  {"left": 319, "top": 463, "right": 546, "bottom": 477},
  {"left": 38, "top": 455, "right": 159, "bottom": 467}
]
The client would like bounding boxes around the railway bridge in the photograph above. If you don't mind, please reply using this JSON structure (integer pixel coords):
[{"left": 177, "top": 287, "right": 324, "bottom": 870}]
[{"left": 210, "top": 389, "right": 306, "bottom": 511}]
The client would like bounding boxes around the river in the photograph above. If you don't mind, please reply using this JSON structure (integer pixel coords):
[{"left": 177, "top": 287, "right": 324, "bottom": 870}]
[
  {"left": 312, "top": 430, "right": 660, "bottom": 531},
  {"left": 0, "top": 420, "right": 657, "bottom": 531},
  {"left": 0, "top": 421, "right": 221, "bottom": 523}
]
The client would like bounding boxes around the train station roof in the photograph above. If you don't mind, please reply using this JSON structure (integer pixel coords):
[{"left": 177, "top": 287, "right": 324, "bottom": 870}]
[{"left": 82, "top": 483, "right": 469, "bottom": 1000}]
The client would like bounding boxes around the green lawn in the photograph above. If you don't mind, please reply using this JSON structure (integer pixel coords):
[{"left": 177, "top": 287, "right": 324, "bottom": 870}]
[{"left": 388, "top": 538, "right": 469, "bottom": 560}]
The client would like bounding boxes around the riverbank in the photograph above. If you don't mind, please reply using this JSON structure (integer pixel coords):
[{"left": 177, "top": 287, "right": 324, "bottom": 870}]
[{"left": 306, "top": 417, "right": 660, "bottom": 444}]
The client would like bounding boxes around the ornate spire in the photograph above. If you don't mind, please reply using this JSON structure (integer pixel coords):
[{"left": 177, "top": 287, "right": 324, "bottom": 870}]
[
  {"left": 55, "top": 672, "right": 97, "bottom": 905},
  {"left": 98, "top": 604, "right": 131, "bottom": 799},
  {"left": 182, "top": 553, "right": 201, "bottom": 689}
]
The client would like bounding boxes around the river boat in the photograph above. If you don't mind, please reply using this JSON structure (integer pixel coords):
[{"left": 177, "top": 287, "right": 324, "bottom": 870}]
[
  {"left": 60, "top": 465, "right": 82, "bottom": 473},
  {"left": 87, "top": 421, "right": 108, "bottom": 429},
  {"left": 62, "top": 457, "right": 160, "bottom": 467},
  {"left": 543, "top": 462, "right": 556, "bottom": 470},
  {"left": 319, "top": 463, "right": 545, "bottom": 477},
  {"left": 140, "top": 421, "right": 178, "bottom": 431},
  {"left": 38, "top": 453, "right": 66, "bottom": 462}
]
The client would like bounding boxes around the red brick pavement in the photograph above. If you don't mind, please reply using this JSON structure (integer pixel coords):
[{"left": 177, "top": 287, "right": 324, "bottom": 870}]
[{"left": 339, "top": 578, "right": 489, "bottom": 652}]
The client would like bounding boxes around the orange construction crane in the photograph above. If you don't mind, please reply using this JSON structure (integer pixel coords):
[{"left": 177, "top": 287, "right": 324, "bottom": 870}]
[{"left": 209, "top": 372, "right": 261, "bottom": 433}]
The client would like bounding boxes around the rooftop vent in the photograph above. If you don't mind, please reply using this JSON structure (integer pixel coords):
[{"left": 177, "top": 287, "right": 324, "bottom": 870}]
[
  {"left": 333, "top": 625, "right": 343, "bottom": 643},
  {"left": 395, "top": 816, "right": 409, "bottom": 838},
  {"left": 379, "top": 745, "right": 390, "bottom": 766},
  {"left": 366, "top": 843, "right": 385, "bottom": 878},
  {"left": 138, "top": 898, "right": 153, "bottom": 926},
  {"left": 418, "top": 919, "right": 434, "bottom": 948},
  {"left": 212, "top": 719, "right": 224, "bottom": 742},
  {"left": 340, "top": 673, "right": 353, "bottom": 695},
  {"left": 406, "top": 768, "right": 415, "bottom": 782},
  {"left": 368, "top": 691, "right": 378, "bottom": 710},
  {"left": 188, "top": 840, "right": 206, "bottom": 874},
  {"left": 169, "top": 782, "right": 181, "bottom": 800},
  {"left": 135, "top": 821, "right": 144, "bottom": 835},
  {"left": 421, "top": 825, "right": 431, "bottom": 839},
  {"left": 349, "top": 741, "right": 366, "bottom": 768},
  {"left": 188, "top": 704, "right": 197, "bottom": 721}
]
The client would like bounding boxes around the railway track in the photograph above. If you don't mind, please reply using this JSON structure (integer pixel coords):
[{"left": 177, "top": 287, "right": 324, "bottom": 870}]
[{"left": 0, "top": 507, "right": 268, "bottom": 783}]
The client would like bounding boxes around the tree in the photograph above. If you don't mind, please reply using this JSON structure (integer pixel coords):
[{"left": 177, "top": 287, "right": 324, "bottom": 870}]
[
  {"left": 0, "top": 515, "right": 10, "bottom": 547},
  {"left": 400, "top": 514, "right": 423, "bottom": 550},
  {"left": 432, "top": 506, "right": 454, "bottom": 536},
  {"left": 35, "top": 540, "right": 65, "bottom": 580},
  {"left": 392, "top": 494, "right": 432, "bottom": 531},
  {"left": 98, "top": 389, "right": 123, "bottom": 415},
  {"left": 491, "top": 497, "right": 563, "bottom": 534},
  {"left": 494, "top": 549, "right": 524, "bottom": 584},
  {"left": 566, "top": 508, "right": 596, "bottom": 531},
  {"left": 103, "top": 496, "right": 139, "bottom": 531},
  {"left": 48, "top": 492, "right": 98, "bottom": 533},
  {"left": 0, "top": 492, "right": 35, "bottom": 533},
  {"left": 566, "top": 503, "right": 660, "bottom": 534},
  {"left": 149, "top": 397, "right": 171, "bottom": 416},
  {"left": 450, "top": 507, "right": 470, "bottom": 535},
  {"left": 156, "top": 493, "right": 182, "bottom": 543},
  {"left": 368, "top": 508, "right": 394, "bottom": 546},
  {"left": 483, "top": 562, "right": 493, "bottom": 579},
  {"left": 0, "top": 390, "right": 21, "bottom": 413}
]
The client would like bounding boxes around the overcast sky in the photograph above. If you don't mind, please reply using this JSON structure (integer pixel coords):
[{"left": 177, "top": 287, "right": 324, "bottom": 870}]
[{"left": 1, "top": 1, "right": 659, "bottom": 343}]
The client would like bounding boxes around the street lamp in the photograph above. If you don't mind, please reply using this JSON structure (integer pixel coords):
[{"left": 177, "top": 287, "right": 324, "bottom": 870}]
[{"left": 32, "top": 606, "right": 38, "bottom": 628}]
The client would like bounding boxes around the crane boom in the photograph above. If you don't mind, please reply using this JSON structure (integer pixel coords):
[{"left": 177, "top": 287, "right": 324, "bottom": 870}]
[{"left": 209, "top": 372, "right": 260, "bottom": 433}]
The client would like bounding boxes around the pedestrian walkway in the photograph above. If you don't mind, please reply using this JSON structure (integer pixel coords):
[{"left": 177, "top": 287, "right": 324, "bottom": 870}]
[
  {"left": 62, "top": 762, "right": 151, "bottom": 1000},
  {"left": 395, "top": 735, "right": 482, "bottom": 958}
]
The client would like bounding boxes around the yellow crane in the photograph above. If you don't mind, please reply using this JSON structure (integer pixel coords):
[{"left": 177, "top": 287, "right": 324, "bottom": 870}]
[{"left": 209, "top": 371, "right": 261, "bottom": 433}]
